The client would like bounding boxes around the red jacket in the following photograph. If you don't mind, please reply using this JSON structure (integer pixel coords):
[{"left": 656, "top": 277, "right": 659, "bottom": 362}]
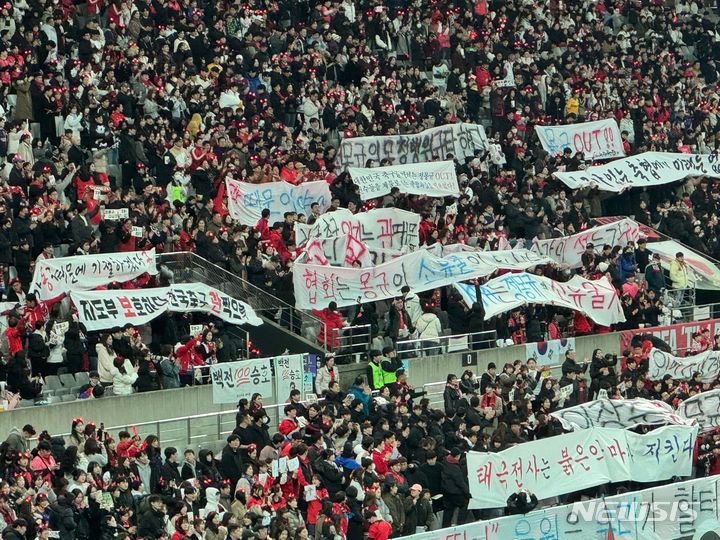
[
  {"left": 5, "top": 327, "right": 23, "bottom": 356},
  {"left": 306, "top": 487, "right": 329, "bottom": 525},
  {"left": 311, "top": 308, "right": 345, "bottom": 350},
  {"left": 372, "top": 443, "right": 394, "bottom": 476},
  {"left": 256, "top": 217, "right": 270, "bottom": 240},
  {"left": 368, "top": 520, "right": 393, "bottom": 540},
  {"left": 176, "top": 338, "right": 204, "bottom": 375},
  {"left": 279, "top": 418, "right": 299, "bottom": 436}
]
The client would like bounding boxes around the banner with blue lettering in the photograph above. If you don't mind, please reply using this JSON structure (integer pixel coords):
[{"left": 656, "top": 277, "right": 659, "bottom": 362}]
[{"left": 535, "top": 118, "right": 624, "bottom": 160}]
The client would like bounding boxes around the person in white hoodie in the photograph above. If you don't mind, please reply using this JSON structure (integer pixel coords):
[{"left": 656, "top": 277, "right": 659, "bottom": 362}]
[
  {"left": 201, "top": 487, "right": 226, "bottom": 518},
  {"left": 97, "top": 334, "right": 115, "bottom": 387},
  {"left": 111, "top": 356, "right": 138, "bottom": 395},
  {"left": 416, "top": 304, "right": 442, "bottom": 357}
]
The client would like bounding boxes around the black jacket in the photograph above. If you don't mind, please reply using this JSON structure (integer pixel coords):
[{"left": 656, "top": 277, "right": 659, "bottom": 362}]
[
  {"left": 220, "top": 445, "right": 243, "bottom": 485},
  {"left": 440, "top": 457, "right": 470, "bottom": 498},
  {"left": 49, "top": 496, "right": 77, "bottom": 539},
  {"left": 137, "top": 507, "right": 166, "bottom": 538}
]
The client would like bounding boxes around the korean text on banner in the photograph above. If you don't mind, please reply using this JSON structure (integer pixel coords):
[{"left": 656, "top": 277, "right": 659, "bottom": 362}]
[
  {"left": 71, "top": 283, "right": 262, "bottom": 332},
  {"left": 31, "top": 249, "right": 157, "bottom": 300},
  {"left": 535, "top": 118, "right": 625, "bottom": 160},
  {"left": 648, "top": 348, "right": 720, "bottom": 383},
  {"left": 293, "top": 249, "right": 552, "bottom": 310},
  {"left": 348, "top": 161, "right": 460, "bottom": 200},
  {"left": 455, "top": 273, "right": 625, "bottom": 327},
  {"left": 551, "top": 398, "right": 692, "bottom": 431},
  {"left": 402, "top": 476, "right": 720, "bottom": 540},
  {"left": 676, "top": 389, "right": 720, "bottom": 434},
  {"left": 210, "top": 358, "right": 272, "bottom": 404},
  {"left": 467, "top": 425, "right": 697, "bottom": 509},
  {"left": 273, "top": 355, "right": 306, "bottom": 400},
  {"left": 649, "top": 239, "right": 720, "bottom": 290},
  {"left": 620, "top": 318, "right": 720, "bottom": 354},
  {"left": 531, "top": 219, "right": 640, "bottom": 268},
  {"left": 294, "top": 208, "right": 420, "bottom": 250},
  {"left": 101, "top": 208, "right": 129, "bottom": 220},
  {"left": 334, "top": 123, "right": 488, "bottom": 169},
  {"left": 554, "top": 151, "right": 720, "bottom": 192},
  {"left": 526, "top": 338, "right": 575, "bottom": 365},
  {"left": 225, "top": 179, "right": 331, "bottom": 226}
]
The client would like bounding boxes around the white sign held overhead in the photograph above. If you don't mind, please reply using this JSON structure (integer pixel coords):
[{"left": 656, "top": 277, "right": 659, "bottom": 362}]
[
  {"left": 348, "top": 160, "right": 460, "bottom": 200},
  {"left": 536, "top": 118, "right": 625, "bottom": 160}
]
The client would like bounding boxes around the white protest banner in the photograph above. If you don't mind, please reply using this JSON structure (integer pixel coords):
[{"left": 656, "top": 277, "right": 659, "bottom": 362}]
[
  {"left": 348, "top": 160, "right": 459, "bottom": 200},
  {"left": 295, "top": 208, "right": 420, "bottom": 250},
  {"left": 495, "top": 61, "right": 515, "bottom": 88},
  {"left": 526, "top": 337, "right": 575, "bottom": 365},
  {"left": 677, "top": 389, "right": 720, "bottom": 434},
  {"left": 554, "top": 151, "right": 720, "bottom": 192},
  {"left": 102, "top": 208, "right": 129, "bottom": 220},
  {"left": 93, "top": 187, "right": 107, "bottom": 202},
  {"left": 648, "top": 348, "right": 720, "bottom": 383},
  {"left": 302, "top": 235, "right": 402, "bottom": 267},
  {"left": 558, "top": 384, "right": 574, "bottom": 400},
  {"left": 551, "top": 398, "right": 692, "bottom": 431},
  {"left": 649, "top": 239, "right": 720, "bottom": 290},
  {"left": 53, "top": 321, "right": 69, "bottom": 334},
  {"left": 455, "top": 273, "right": 624, "bottom": 327},
  {"left": 294, "top": 249, "right": 552, "bottom": 309},
  {"left": 536, "top": 118, "right": 624, "bottom": 160},
  {"left": 531, "top": 218, "right": 640, "bottom": 268},
  {"left": 405, "top": 476, "right": 720, "bottom": 540},
  {"left": 335, "top": 123, "right": 487, "bottom": 169},
  {"left": 273, "top": 354, "right": 306, "bottom": 400},
  {"left": 131, "top": 226, "right": 143, "bottom": 237},
  {"left": 71, "top": 283, "right": 262, "bottom": 331},
  {"left": 31, "top": 249, "right": 157, "bottom": 300},
  {"left": 225, "top": 179, "right": 331, "bottom": 226},
  {"left": 189, "top": 324, "right": 204, "bottom": 336},
  {"left": 210, "top": 358, "right": 272, "bottom": 404},
  {"left": 467, "top": 424, "right": 697, "bottom": 509}
]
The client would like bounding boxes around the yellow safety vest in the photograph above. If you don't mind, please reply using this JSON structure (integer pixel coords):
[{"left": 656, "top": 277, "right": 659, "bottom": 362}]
[{"left": 369, "top": 362, "right": 385, "bottom": 389}]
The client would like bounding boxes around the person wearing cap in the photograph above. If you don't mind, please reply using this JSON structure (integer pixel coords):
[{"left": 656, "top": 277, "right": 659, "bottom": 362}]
[
  {"left": 403, "top": 483, "right": 432, "bottom": 535},
  {"left": 645, "top": 253, "right": 666, "bottom": 292},
  {"left": 4, "top": 424, "right": 35, "bottom": 454},
  {"left": 581, "top": 242, "right": 596, "bottom": 270}
]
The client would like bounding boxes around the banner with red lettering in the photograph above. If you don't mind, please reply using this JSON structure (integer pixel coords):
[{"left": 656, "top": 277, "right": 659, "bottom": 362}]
[
  {"left": 620, "top": 318, "right": 720, "bottom": 355},
  {"left": 467, "top": 425, "right": 697, "bottom": 509},
  {"left": 535, "top": 118, "right": 624, "bottom": 160}
]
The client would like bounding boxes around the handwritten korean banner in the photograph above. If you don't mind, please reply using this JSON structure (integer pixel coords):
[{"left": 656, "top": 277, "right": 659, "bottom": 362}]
[
  {"left": 210, "top": 358, "right": 273, "bottom": 404},
  {"left": 101, "top": 207, "right": 129, "bottom": 220},
  {"left": 348, "top": 160, "right": 459, "bottom": 200},
  {"left": 71, "top": 283, "right": 263, "bottom": 331},
  {"left": 455, "top": 273, "right": 625, "bottom": 328},
  {"left": 405, "top": 476, "right": 720, "bottom": 540},
  {"left": 295, "top": 208, "right": 420, "bottom": 250},
  {"left": 302, "top": 235, "right": 402, "bottom": 267},
  {"left": 31, "top": 249, "right": 157, "bottom": 301},
  {"left": 536, "top": 118, "right": 624, "bottom": 160},
  {"left": 335, "top": 123, "right": 488, "bottom": 169},
  {"left": 273, "top": 354, "right": 306, "bottom": 401},
  {"left": 468, "top": 425, "right": 697, "bottom": 509},
  {"left": 676, "top": 389, "right": 720, "bottom": 434},
  {"left": 225, "top": 179, "right": 331, "bottom": 226},
  {"left": 293, "top": 249, "right": 551, "bottom": 310},
  {"left": 531, "top": 218, "right": 640, "bottom": 268},
  {"left": 648, "top": 348, "right": 720, "bottom": 383},
  {"left": 551, "top": 398, "right": 692, "bottom": 431},
  {"left": 554, "top": 151, "right": 720, "bottom": 192},
  {"left": 649, "top": 239, "right": 720, "bottom": 290},
  {"left": 526, "top": 337, "right": 575, "bottom": 365}
]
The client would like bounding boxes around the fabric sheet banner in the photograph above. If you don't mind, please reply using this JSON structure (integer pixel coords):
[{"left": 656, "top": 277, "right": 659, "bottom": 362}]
[
  {"left": 648, "top": 348, "right": 720, "bottom": 383},
  {"left": 30, "top": 249, "right": 158, "bottom": 301},
  {"left": 210, "top": 358, "right": 273, "bottom": 404},
  {"left": 531, "top": 218, "right": 640, "bottom": 268},
  {"left": 301, "top": 236, "right": 402, "bottom": 267},
  {"left": 554, "top": 151, "right": 720, "bottom": 192},
  {"left": 225, "top": 179, "right": 331, "bottom": 226},
  {"left": 535, "top": 118, "right": 625, "bottom": 160},
  {"left": 404, "top": 476, "right": 720, "bottom": 540},
  {"left": 455, "top": 273, "right": 625, "bottom": 327},
  {"left": 347, "top": 160, "right": 460, "bottom": 200},
  {"left": 295, "top": 208, "right": 420, "bottom": 250},
  {"left": 71, "top": 283, "right": 263, "bottom": 331},
  {"left": 467, "top": 424, "right": 697, "bottom": 509},
  {"left": 551, "top": 398, "right": 692, "bottom": 431},
  {"left": 649, "top": 239, "right": 720, "bottom": 290},
  {"left": 294, "top": 249, "right": 551, "bottom": 309},
  {"left": 334, "top": 123, "right": 488, "bottom": 169},
  {"left": 676, "top": 389, "right": 720, "bottom": 434},
  {"left": 620, "top": 318, "right": 720, "bottom": 355},
  {"left": 526, "top": 337, "right": 575, "bottom": 365},
  {"left": 272, "top": 354, "right": 307, "bottom": 401}
]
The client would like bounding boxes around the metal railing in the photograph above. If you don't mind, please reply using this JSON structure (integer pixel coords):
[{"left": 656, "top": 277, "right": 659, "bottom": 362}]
[
  {"left": 331, "top": 325, "right": 372, "bottom": 361},
  {"left": 395, "top": 329, "right": 498, "bottom": 358}
]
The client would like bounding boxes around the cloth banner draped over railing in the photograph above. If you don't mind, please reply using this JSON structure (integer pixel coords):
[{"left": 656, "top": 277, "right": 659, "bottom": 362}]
[
  {"left": 71, "top": 283, "right": 263, "bottom": 331},
  {"left": 648, "top": 348, "right": 720, "bottom": 383},
  {"left": 550, "top": 398, "right": 693, "bottom": 431},
  {"left": 467, "top": 425, "right": 697, "bottom": 509},
  {"left": 535, "top": 118, "right": 625, "bottom": 160},
  {"left": 676, "top": 389, "right": 720, "bottom": 434},
  {"left": 347, "top": 160, "right": 460, "bottom": 200},
  {"left": 553, "top": 152, "right": 720, "bottom": 192},
  {"left": 454, "top": 273, "right": 625, "bottom": 327},
  {"left": 31, "top": 249, "right": 158, "bottom": 300}
]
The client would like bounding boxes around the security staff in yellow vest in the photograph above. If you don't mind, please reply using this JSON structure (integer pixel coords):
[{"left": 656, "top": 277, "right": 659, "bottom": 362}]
[
  {"left": 366, "top": 350, "right": 385, "bottom": 391},
  {"left": 380, "top": 346, "right": 403, "bottom": 385}
]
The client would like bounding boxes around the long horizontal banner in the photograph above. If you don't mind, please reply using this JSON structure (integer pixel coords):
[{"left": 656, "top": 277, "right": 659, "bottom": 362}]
[
  {"left": 554, "top": 151, "right": 720, "bottom": 192},
  {"left": 295, "top": 208, "right": 420, "bottom": 250},
  {"left": 226, "top": 179, "right": 331, "bottom": 226},
  {"left": 531, "top": 218, "right": 640, "bottom": 268},
  {"left": 676, "top": 389, "right": 720, "bottom": 434},
  {"left": 334, "top": 123, "right": 488, "bottom": 169},
  {"left": 71, "top": 283, "right": 263, "bottom": 331},
  {"left": 551, "top": 398, "right": 692, "bottom": 431},
  {"left": 536, "top": 118, "right": 624, "bottom": 160},
  {"left": 467, "top": 425, "right": 697, "bottom": 509},
  {"left": 293, "top": 249, "right": 551, "bottom": 310},
  {"left": 648, "top": 348, "right": 720, "bottom": 383},
  {"left": 455, "top": 273, "right": 625, "bottom": 327},
  {"left": 406, "top": 476, "right": 720, "bottom": 540},
  {"left": 302, "top": 235, "right": 402, "bottom": 267},
  {"left": 348, "top": 160, "right": 459, "bottom": 200},
  {"left": 620, "top": 318, "right": 720, "bottom": 355},
  {"left": 31, "top": 249, "right": 158, "bottom": 301},
  {"left": 210, "top": 357, "right": 273, "bottom": 404}
]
